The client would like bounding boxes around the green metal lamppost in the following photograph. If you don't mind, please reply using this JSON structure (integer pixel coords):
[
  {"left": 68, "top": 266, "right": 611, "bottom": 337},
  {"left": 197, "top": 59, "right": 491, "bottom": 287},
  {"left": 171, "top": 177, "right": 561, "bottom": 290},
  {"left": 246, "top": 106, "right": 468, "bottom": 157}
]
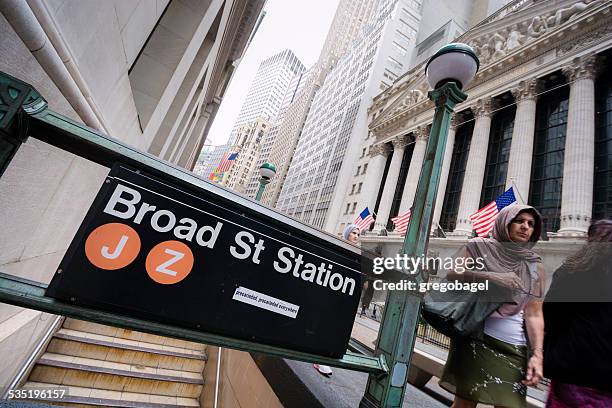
[
  {"left": 360, "top": 43, "right": 479, "bottom": 407},
  {"left": 255, "top": 162, "right": 276, "bottom": 201}
]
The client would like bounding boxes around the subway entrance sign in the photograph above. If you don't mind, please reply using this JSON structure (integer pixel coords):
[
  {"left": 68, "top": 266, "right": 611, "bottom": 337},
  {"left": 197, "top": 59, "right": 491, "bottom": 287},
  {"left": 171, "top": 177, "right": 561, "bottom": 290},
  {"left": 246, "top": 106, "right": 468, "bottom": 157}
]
[{"left": 46, "top": 164, "right": 362, "bottom": 357}]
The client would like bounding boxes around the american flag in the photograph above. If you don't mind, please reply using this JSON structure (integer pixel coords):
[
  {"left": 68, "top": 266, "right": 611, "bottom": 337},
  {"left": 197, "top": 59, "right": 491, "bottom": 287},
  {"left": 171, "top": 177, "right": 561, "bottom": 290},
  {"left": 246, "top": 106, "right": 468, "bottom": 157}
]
[
  {"left": 216, "top": 152, "right": 238, "bottom": 173},
  {"left": 469, "top": 187, "right": 517, "bottom": 237},
  {"left": 391, "top": 210, "right": 411, "bottom": 235},
  {"left": 354, "top": 207, "right": 375, "bottom": 231}
]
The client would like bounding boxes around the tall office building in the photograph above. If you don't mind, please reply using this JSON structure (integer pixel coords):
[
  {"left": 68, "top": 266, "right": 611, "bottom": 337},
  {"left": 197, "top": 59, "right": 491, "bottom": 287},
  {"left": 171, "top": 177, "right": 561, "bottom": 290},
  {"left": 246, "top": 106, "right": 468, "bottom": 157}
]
[
  {"left": 260, "top": 0, "right": 382, "bottom": 206},
  {"left": 244, "top": 68, "right": 308, "bottom": 197},
  {"left": 223, "top": 117, "right": 270, "bottom": 193},
  {"left": 277, "top": 0, "right": 423, "bottom": 229},
  {"left": 227, "top": 49, "right": 305, "bottom": 145},
  {"left": 317, "top": 0, "right": 381, "bottom": 74}
]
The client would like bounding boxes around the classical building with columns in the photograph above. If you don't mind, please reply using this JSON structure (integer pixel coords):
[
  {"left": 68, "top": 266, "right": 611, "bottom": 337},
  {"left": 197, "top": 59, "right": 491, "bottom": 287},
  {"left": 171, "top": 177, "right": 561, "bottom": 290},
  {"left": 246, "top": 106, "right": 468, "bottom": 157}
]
[{"left": 333, "top": 0, "right": 612, "bottom": 273}]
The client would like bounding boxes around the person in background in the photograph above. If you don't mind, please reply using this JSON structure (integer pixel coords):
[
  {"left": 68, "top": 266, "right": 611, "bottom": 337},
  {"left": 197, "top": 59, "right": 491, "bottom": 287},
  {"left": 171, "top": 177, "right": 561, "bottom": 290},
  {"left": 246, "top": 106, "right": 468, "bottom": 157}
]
[
  {"left": 343, "top": 224, "right": 360, "bottom": 244},
  {"left": 313, "top": 224, "right": 361, "bottom": 377},
  {"left": 360, "top": 278, "right": 375, "bottom": 318},
  {"left": 441, "top": 205, "right": 546, "bottom": 408},
  {"left": 543, "top": 220, "right": 612, "bottom": 407}
]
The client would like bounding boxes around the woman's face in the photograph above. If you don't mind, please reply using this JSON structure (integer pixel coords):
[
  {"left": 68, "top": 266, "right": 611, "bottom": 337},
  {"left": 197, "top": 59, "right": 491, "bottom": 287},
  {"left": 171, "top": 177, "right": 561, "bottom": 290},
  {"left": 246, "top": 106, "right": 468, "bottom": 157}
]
[
  {"left": 508, "top": 212, "right": 535, "bottom": 243},
  {"left": 348, "top": 228, "right": 360, "bottom": 243}
]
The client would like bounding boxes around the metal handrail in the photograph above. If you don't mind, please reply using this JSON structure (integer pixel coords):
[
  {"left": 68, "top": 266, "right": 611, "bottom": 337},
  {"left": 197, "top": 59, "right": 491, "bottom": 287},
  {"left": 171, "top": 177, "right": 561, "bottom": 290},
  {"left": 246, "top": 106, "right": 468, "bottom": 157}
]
[{"left": 0, "top": 272, "right": 387, "bottom": 374}]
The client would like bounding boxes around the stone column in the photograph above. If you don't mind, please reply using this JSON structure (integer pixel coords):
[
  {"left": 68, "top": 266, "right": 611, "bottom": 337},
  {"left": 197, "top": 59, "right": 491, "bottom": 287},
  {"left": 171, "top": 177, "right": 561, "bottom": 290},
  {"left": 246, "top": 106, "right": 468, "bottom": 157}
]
[
  {"left": 373, "top": 135, "right": 410, "bottom": 230},
  {"left": 558, "top": 55, "right": 598, "bottom": 236},
  {"left": 359, "top": 142, "right": 391, "bottom": 213},
  {"left": 453, "top": 98, "right": 493, "bottom": 235},
  {"left": 398, "top": 126, "right": 429, "bottom": 214},
  {"left": 506, "top": 78, "right": 538, "bottom": 202},
  {"left": 432, "top": 115, "right": 459, "bottom": 231}
]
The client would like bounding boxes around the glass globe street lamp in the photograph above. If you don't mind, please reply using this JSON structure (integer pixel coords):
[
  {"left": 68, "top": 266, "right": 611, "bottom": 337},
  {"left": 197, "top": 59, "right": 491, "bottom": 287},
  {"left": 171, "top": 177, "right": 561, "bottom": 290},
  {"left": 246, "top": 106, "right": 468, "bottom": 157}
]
[
  {"left": 255, "top": 162, "right": 276, "bottom": 201},
  {"left": 361, "top": 43, "right": 479, "bottom": 407}
]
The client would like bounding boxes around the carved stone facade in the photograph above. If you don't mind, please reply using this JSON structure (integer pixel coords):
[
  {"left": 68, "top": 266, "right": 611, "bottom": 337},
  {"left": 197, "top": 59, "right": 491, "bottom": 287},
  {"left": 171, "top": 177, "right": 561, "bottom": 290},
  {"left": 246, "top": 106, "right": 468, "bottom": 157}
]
[
  {"left": 368, "top": 142, "right": 392, "bottom": 158},
  {"left": 510, "top": 78, "right": 539, "bottom": 101},
  {"left": 561, "top": 54, "right": 600, "bottom": 81}
]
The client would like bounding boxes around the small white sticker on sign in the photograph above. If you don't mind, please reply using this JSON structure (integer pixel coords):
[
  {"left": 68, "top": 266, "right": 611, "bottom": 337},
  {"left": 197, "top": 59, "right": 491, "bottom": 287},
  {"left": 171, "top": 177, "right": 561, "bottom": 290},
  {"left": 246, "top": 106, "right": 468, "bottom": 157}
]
[{"left": 232, "top": 286, "right": 299, "bottom": 319}]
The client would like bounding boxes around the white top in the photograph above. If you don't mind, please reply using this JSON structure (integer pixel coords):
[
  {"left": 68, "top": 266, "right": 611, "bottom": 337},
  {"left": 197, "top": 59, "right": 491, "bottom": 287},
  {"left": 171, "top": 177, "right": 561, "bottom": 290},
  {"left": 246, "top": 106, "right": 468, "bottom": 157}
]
[{"left": 483, "top": 309, "right": 526, "bottom": 345}]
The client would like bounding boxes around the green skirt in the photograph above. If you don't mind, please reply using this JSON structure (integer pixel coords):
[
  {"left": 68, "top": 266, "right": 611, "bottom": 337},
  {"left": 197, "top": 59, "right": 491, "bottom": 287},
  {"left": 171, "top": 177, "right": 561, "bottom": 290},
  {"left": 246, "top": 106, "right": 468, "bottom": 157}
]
[{"left": 439, "top": 334, "right": 528, "bottom": 408}]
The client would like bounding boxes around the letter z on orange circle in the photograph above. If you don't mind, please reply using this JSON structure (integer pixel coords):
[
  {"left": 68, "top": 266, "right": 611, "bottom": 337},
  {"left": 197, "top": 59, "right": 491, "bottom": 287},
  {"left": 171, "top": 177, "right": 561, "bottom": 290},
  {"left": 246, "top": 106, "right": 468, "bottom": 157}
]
[{"left": 145, "top": 240, "right": 194, "bottom": 284}]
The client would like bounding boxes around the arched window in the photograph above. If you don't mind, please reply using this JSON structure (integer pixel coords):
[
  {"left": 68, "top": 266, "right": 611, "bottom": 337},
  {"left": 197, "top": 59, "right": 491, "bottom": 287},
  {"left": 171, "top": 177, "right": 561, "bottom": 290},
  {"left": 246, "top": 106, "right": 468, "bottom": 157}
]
[
  {"left": 440, "top": 120, "right": 474, "bottom": 231},
  {"left": 529, "top": 82, "right": 569, "bottom": 232},
  {"left": 593, "top": 68, "right": 612, "bottom": 220},
  {"left": 480, "top": 104, "right": 515, "bottom": 206}
]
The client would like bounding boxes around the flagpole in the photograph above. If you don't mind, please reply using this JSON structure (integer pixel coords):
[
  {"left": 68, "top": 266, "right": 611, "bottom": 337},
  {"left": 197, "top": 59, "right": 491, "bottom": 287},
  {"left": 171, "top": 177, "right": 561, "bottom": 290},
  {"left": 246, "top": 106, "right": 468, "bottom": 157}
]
[{"left": 509, "top": 177, "right": 526, "bottom": 204}]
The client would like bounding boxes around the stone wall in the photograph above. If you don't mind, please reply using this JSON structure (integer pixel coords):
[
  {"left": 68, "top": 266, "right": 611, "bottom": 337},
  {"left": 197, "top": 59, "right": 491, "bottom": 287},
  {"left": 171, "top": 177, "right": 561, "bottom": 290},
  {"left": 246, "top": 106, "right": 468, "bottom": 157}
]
[{"left": 200, "top": 347, "right": 282, "bottom": 408}]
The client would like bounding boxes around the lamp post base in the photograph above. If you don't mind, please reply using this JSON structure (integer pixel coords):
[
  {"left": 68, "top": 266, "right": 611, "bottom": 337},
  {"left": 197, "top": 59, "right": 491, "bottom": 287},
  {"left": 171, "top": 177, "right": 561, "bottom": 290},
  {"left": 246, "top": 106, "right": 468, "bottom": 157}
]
[{"left": 255, "top": 178, "right": 270, "bottom": 201}]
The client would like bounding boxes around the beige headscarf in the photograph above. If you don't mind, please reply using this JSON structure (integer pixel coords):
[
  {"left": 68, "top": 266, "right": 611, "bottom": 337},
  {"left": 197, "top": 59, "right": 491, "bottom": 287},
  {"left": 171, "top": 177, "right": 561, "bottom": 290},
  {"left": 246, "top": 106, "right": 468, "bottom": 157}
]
[{"left": 465, "top": 204, "right": 543, "bottom": 315}]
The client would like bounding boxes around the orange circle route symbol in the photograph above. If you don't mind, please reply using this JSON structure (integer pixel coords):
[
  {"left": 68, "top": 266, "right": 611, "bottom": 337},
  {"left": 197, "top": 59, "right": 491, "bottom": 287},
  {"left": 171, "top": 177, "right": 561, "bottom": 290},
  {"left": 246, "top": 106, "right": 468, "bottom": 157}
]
[
  {"left": 85, "top": 223, "right": 141, "bottom": 270},
  {"left": 145, "top": 240, "right": 194, "bottom": 284}
]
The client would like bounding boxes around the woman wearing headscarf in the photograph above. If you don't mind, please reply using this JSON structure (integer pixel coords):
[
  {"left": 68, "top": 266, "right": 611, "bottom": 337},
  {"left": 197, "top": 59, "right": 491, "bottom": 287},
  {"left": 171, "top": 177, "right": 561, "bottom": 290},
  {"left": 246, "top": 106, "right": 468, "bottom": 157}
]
[
  {"left": 314, "top": 224, "right": 362, "bottom": 377},
  {"left": 342, "top": 225, "right": 374, "bottom": 318},
  {"left": 440, "top": 204, "right": 546, "bottom": 408},
  {"left": 342, "top": 223, "right": 361, "bottom": 243},
  {"left": 543, "top": 220, "right": 612, "bottom": 407}
]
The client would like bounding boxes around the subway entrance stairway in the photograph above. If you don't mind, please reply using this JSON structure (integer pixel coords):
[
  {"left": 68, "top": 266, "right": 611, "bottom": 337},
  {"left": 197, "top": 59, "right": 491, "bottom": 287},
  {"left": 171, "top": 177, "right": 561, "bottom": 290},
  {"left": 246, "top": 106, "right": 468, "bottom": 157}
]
[{"left": 21, "top": 318, "right": 207, "bottom": 408}]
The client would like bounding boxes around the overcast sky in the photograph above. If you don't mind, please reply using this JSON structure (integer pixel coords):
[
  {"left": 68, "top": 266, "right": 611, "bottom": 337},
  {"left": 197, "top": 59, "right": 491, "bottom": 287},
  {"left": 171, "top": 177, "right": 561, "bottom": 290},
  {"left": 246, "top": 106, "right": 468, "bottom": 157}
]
[{"left": 205, "top": 0, "right": 340, "bottom": 147}]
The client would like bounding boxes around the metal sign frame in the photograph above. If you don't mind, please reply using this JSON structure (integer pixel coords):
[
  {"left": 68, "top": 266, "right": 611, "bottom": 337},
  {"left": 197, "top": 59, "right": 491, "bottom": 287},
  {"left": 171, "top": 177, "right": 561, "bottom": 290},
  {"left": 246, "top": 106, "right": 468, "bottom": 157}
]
[{"left": 0, "top": 71, "right": 388, "bottom": 375}]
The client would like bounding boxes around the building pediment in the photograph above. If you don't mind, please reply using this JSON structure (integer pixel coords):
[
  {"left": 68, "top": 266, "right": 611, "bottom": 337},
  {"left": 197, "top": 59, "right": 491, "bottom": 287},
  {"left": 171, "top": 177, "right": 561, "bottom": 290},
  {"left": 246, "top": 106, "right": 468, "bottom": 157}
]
[
  {"left": 460, "top": 0, "right": 602, "bottom": 68},
  {"left": 370, "top": 0, "right": 611, "bottom": 139}
]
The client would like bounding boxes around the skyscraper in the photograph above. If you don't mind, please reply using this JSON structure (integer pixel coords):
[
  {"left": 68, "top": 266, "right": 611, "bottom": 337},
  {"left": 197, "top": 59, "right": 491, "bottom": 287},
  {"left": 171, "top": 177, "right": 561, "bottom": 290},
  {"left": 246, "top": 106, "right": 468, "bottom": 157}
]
[
  {"left": 317, "top": 0, "right": 382, "bottom": 74},
  {"left": 228, "top": 49, "right": 305, "bottom": 146},
  {"left": 244, "top": 68, "right": 308, "bottom": 197},
  {"left": 277, "top": 0, "right": 423, "bottom": 229},
  {"left": 259, "top": 0, "right": 381, "bottom": 206}
]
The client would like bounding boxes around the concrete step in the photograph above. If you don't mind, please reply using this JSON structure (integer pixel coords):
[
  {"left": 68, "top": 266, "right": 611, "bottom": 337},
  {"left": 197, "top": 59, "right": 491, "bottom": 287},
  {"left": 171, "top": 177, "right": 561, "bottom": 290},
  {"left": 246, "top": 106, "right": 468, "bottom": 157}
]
[
  {"left": 47, "top": 328, "right": 206, "bottom": 373},
  {"left": 22, "top": 381, "right": 199, "bottom": 408},
  {"left": 29, "top": 353, "right": 204, "bottom": 398},
  {"left": 62, "top": 318, "right": 206, "bottom": 352}
]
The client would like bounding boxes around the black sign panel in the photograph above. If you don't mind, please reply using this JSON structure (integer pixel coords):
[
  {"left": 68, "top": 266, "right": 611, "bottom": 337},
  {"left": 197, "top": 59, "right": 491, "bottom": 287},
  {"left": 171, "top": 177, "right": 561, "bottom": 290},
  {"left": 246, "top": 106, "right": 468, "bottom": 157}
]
[{"left": 46, "top": 164, "right": 362, "bottom": 357}]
